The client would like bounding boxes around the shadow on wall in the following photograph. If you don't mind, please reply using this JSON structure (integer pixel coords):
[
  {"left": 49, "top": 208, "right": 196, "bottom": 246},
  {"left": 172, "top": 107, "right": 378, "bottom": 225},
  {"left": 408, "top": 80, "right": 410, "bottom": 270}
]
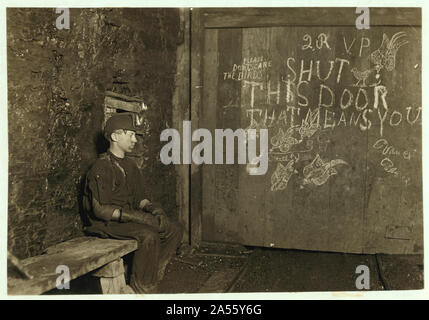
[
  {"left": 95, "top": 131, "right": 110, "bottom": 156},
  {"left": 77, "top": 174, "right": 91, "bottom": 228},
  {"left": 77, "top": 131, "right": 109, "bottom": 228}
]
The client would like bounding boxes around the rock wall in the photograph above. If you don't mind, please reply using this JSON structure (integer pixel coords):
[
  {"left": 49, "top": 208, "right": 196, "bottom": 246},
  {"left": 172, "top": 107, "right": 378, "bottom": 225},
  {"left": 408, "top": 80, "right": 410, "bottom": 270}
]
[{"left": 8, "top": 8, "right": 181, "bottom": 258}]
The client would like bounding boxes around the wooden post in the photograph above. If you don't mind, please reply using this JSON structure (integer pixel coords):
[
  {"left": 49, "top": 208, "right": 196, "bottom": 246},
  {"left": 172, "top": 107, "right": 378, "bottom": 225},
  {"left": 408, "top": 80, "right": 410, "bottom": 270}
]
[
  {"left": 190, "top": 8, "right": 203, "bottom": 247},
  {"left": 173, "top": 8, "right": 191, "bottom": 245},
  {"left": 91, "top": 258, "right": 133, "bottom": 294}
]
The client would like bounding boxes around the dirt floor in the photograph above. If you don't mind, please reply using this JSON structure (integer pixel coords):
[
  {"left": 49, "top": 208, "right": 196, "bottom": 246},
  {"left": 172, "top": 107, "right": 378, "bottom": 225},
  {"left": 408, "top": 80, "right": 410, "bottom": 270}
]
[
  {"left": 45, "top": 242, "right": 423, "bottom": 295},
  {"left": 157, "top": 242, "right": 423, "bottom": 294}
]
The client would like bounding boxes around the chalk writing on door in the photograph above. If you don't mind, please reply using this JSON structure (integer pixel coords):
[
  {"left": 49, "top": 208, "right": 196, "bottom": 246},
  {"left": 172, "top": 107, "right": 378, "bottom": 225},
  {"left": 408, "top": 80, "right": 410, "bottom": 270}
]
[{"left": 220, "top": 31, "right": 419, "bottom": 192}]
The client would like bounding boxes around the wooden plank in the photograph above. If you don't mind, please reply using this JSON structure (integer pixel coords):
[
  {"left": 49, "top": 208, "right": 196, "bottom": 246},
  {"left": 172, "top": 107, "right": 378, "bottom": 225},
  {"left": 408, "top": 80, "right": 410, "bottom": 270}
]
[
  {"left": 262, "top": 27, "right": 298, "bottom": 249},
  {"left": 209, "top": 28, "right": 242, "bottom": 243},
  {"left": 324, "top": 26, "right": 368, "bottom": 253},
  {"left": 190, "top": 8, "right": 203, "bottom": 246},
  {"left": 173, "top": 8, "right": 191, "bottom": 243},
  {"left": 105, "top": 91, "right": 144, "bottom": 103},
  {"left": 201, "top": 28, "right": 218, "bottom": 242},
  {"left": 99, "top": 275, "right": 127, "bottom": 294},
  {"left": 8, "top": 237, "right": 137, "bottom": 295},
  {"left": 93, "top": 258, "right": 128, "bottom": 294},
  {"left": 238, "top": 27, "right": 271, "bottom": 247},
  {"left": 104, "top": 96, "right": 143, "bottom": 113},
  {"left": 202, "top": 8, "right": 421, "bottom": 29},
  {"left": 363, "top": 26, "right": 422, "bottom": 254},
  {"left": 92, "top": 258, "right": 125, "bottom": 278}
]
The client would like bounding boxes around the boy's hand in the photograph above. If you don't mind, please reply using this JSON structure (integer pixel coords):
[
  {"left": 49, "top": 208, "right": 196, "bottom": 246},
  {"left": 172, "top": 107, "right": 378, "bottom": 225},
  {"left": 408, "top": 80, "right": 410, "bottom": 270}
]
[
  {"left": 139, "top": 199, "right": 153, "bottom": 211},
  {"left": 121, "top": 210, "right": 159, "bottom": 229}
]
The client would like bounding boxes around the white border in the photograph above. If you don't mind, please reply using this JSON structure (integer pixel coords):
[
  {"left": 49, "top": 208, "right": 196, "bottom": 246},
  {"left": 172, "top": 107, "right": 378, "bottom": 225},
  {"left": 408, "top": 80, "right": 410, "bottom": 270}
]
[
  {"left": 0, "top": 0, "right": 427, "bottom": 301},
  {"left": 0, "top": 2, "right": 7, "bottom": 301}
]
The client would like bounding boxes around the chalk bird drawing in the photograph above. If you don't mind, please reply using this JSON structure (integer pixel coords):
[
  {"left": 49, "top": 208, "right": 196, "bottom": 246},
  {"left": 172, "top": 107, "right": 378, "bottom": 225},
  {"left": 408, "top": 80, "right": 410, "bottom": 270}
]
[
  {"left": 370, "top": 31, "right": 408, "bottom": 72},
  {"left": 302, "top": 154, "right": 348, "bottom": 186},
  {"left": 270, "top": 127, "right": 301, "bottom": 153},
  {"left": 350, "top": 68, "right": 372, "bottom": 87},
  {"left": 271, "top": 160, "right": 297, "bottom": 191}
]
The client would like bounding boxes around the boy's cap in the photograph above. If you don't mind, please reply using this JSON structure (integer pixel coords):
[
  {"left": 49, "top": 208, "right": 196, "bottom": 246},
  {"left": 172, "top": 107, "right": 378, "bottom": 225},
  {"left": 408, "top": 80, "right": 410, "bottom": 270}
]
[{"left": 104, "top": 114, "right": 136, "bottom": 138}]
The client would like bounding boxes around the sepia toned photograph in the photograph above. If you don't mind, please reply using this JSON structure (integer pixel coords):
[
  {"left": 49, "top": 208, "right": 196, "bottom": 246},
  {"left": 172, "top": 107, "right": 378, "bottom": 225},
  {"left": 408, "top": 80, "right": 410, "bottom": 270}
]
[{"left": 6, "top": 6, "right": 423, "bottom": 296}]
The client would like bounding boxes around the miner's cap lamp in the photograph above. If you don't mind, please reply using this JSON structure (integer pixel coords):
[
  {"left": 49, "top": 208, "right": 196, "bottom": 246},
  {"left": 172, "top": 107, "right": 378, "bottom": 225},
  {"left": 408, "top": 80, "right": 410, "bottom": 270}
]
[{"left": 104, "top": 113, "right": 142, "bottom": 139}]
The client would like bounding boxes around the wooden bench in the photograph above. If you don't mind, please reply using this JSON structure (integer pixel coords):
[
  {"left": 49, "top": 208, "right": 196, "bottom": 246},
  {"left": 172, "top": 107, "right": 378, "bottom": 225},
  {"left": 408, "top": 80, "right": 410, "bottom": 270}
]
[{"left": 8, "top": 236, "right": 138, "bottom": 295}]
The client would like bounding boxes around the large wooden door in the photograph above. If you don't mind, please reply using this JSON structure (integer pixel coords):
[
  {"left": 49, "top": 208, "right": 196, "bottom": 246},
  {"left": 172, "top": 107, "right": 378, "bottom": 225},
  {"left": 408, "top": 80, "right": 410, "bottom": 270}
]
[{"left": 192, "top": 8, "right": 422, "bottom": 254}]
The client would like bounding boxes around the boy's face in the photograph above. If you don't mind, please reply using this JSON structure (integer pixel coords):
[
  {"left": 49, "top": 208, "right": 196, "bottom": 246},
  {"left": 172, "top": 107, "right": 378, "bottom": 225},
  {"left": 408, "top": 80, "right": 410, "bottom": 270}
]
[{"left": 113, "top": 129, "right": 137, "bottom": 153}]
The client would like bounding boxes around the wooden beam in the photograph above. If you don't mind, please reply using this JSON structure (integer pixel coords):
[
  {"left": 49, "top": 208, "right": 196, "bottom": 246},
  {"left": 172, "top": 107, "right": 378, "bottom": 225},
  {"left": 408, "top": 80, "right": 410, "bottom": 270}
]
[
  {"left": 105, "top": 91, "right": 144, "bottom": 103},
  {"left": 104, "top": 96, "right": 143, "bottom": 113},
  {"left": 8, "top": 237, "right": 137, "bottom": 295},
  {"left": 201, "top": 7, "right": 421, "bottom": 29},
  {"left": 92, "top": 258, "right": 125, "bottom": 278},
  {"left": 92, "top": 258, "right": 129, "bottom": 294},
  {"left": 190, "top": 8, "right": 203, "bottom": 246},
  {"left": 173, "top": 8, "right": 191, "bottom": 244}
]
